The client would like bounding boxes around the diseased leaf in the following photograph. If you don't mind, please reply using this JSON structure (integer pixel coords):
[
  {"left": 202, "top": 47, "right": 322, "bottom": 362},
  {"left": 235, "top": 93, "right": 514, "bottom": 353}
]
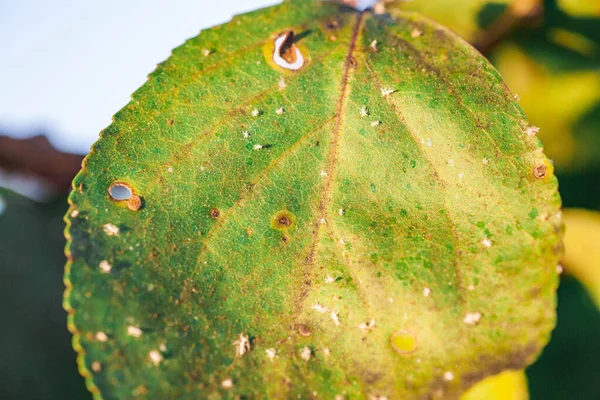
[{"left": 64, "top": 1, "right": 562, "bottom": 398}]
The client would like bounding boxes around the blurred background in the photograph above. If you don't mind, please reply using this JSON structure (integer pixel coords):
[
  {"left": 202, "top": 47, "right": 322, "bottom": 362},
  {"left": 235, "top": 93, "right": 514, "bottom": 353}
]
[{"left": 0, "top": 0, "right": 598, "bottom": 399}]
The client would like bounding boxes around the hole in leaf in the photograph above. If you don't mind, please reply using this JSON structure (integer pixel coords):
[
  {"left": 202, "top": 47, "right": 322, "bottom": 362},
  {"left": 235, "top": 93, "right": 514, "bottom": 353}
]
[
  {"left": 273, "top": 31, "right": 305, "bottom": 71},
  {"left": 109, "top": 183, "right": 132, "bottom": 201}
]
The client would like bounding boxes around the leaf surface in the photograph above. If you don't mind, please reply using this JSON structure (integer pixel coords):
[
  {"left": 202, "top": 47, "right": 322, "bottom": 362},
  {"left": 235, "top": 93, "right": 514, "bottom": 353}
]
[{"left": 65, "top": 1, "right": 562, "bottom": 398}]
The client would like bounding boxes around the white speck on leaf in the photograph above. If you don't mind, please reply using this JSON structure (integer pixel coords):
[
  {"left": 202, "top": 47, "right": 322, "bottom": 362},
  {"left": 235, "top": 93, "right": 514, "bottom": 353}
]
[
  {"left": 99, "top": 260, "right": 112, "bottom": 274},
  {"left": 320, "top": 170, "right": 328, "bottom": 177},
  {"left": 167, "top": 166, "right": 174, "bottom": 173},
  {"left": 527, "top": 126, "right": 540, "bottom": 137},
  {"left": 423, "top": 287, "right": 431, "bottom": 297},
  {"left": 338, "top": 208, "right": 345, "bottom": 216},
  {"left": 251, "top": 108, "right": 260, "bottom": 117},
  {"left": 325, "top": 275, "right": 335, "bottom": 283},
  {"left": 222, "top": 378, "right": 234, "bottom": 389},
  {"left": 463, "top": 312, "right": 482, "bottom": 325},
  {"left": 358, "top": 319, "right": 376, "bottom": 332},
  {"left": 330, "top": 310, "right": 341, "bottom": 326},
  {"left": 482, "top": 158, "right": 490, "bottom": 165},
  {"left": 312, "top": 302, "right": 328, "bottom": 313},
  {"left": 381, "top": 87, "right": 396, "bottom": 97},
  {"left": 127, "top": 326, "right": 143, "bottom": 338},
  {"left": 253, "top": 144, "right": 263, "bottom": 151},
  {"left": 266, "top": 348, "right": 277, "bottom": 360},
  {"left": 556, "top": 264, "right": 564, "bottom": 274},
  {"left": 300, "top": 346, "right": 312, "bottom": 361},
  {"left": 360, "top": 106, "right": 369, "bottom": 117},
  {"left": 278, "top": 77, "right": 286, "bottom": 89},
  {"left": 242, "top": 130, "right": 250, "bottom": 138},
  {"left": 319, "top": 218, "right": 327, "bottom": 225},
  {"left": 149, "top": 350, "right": 163, "bottom": 366},
  {"left": 370, "top": 40, "right": 378, "bottom": 51},
  {"left": 70, "top": 209, "right": 79, "bottom": 218},
  {"left": 276, "top": 107, "right": 285, "bottom": 115},
  {"left": 103, "top": 223, "right": 119, "bottom": 236},
  {"left": 95, "top": 331, "right": 108, "bottom": 342},
  {"left": 91, "top": 361, "right": 101, "bottom": 372},
  {"left": 482, "top": 238, "right": 492, "bottom": 248},
  {"left": 233, "top": 333, "right": 250, "bottom": 358},
  {"left": 201, "top": 48, "right": 211, "bottom": 56},
  {"left": 411, "top": 29, "right": 423, "bottom": 38},
  {"left": 371, "top": 120, "right": 380, "bottom": 127},
  {"left": 444, "top": 371, "right": 454, "bottom": 381}
]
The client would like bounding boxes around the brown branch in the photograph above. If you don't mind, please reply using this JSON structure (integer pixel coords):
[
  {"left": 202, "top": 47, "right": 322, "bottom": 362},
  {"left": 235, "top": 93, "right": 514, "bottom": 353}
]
[
  {"left": 0, "top": 135, "right": 84, "bottom": 193},
  {"left": 474, "top": 0, "right": 544, "bottom": 55}
]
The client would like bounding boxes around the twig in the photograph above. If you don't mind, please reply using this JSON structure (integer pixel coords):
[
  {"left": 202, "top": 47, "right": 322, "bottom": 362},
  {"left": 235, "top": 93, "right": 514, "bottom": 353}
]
[{"left": 0, "top": 135, "right": 84, "bottom": 193}]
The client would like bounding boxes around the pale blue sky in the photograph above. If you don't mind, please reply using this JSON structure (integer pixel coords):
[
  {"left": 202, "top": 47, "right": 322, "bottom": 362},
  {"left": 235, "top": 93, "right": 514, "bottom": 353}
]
[{"left": 0, "top": 1, "right": 281, "bottom": 153}]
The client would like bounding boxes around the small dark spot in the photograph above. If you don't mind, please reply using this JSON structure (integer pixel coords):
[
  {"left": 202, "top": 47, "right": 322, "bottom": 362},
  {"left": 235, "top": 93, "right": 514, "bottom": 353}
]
[
  {"left": 210, "top": 208, "right": 221, "bottom": 218},
  {"left": 325, "top": 20, "right": 339, "bottom": 30},
  {"left": 272, "top": 210, "right": 296, "bottom": 230},
  {"left": 533, "top": 164, "right": 547, "bottom": 179},
  {"left": 297, "top": 324, "right": 311, "bottom": 337},
  {"left": 167, "top": 119, "right": 174, "bottom": 126},
  {"left": 281, "top": 235, "right": 290, "bottom": 244},
  {"left": 278, "top": 216, "right": 291, "bottom": 227}
]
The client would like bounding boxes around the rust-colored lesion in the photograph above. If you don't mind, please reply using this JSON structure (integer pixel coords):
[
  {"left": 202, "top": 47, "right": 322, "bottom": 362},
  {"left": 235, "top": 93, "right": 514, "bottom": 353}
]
[{"left": 278, "top": 31, "right": 299, "bottom": 64}]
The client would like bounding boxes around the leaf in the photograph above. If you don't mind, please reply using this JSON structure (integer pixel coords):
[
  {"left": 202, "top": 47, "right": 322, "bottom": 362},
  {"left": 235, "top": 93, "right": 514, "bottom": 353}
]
[
  {"left": 460, "top": 370, "right": 528, "bottom": 400},
  {"left": 0, "top": 189, "right": 89, "bottom": 399},
  {"left": 561, "top": 208, "right": 600, "bottom": 307},
  {"left": 64, "top": 1, "right": 562, "bottom": 398}
]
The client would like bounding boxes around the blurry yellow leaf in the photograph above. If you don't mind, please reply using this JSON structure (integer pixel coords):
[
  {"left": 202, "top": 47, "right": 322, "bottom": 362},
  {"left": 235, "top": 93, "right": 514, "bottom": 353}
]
[
  {"left": 558, "top": 0, "right": 600, "bottom": 17},
  {"left": 494, "top": 44, "right": 600, "bottom": 170},
  {"left": 387, "top": 0, "right": 511, "bottom": 41},
  {"left": 460, "top": 370, "right": 529, "bottom": 400},
  {"left": 562, "top": 209, "right": 600, "bottom": 307}
]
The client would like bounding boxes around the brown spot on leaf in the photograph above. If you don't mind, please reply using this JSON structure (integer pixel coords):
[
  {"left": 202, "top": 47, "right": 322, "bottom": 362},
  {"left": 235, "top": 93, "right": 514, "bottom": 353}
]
[
  {"left": 297, "top": 324, "right": 311, "bottom": 337},
  {"left": 534, "top": 164, "right": 547, "bottom": 178},
  {"left": 279, "top": 31, "right": 298, "bottom": 64},
  {"left": 210, "top": 208, "right": 221, "bottom": 218},
  {"left": 272, "top": 210, "right": 296, "bottom": 230},
  {"left": 127, "top": 195, "right": 142, "bottom": 211}
]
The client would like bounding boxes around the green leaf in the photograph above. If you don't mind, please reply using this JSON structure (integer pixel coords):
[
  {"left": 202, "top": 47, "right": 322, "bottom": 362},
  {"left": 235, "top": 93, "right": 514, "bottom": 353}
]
[{"left": 65, "top": 1, "right": 562, "bottom": 398}]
